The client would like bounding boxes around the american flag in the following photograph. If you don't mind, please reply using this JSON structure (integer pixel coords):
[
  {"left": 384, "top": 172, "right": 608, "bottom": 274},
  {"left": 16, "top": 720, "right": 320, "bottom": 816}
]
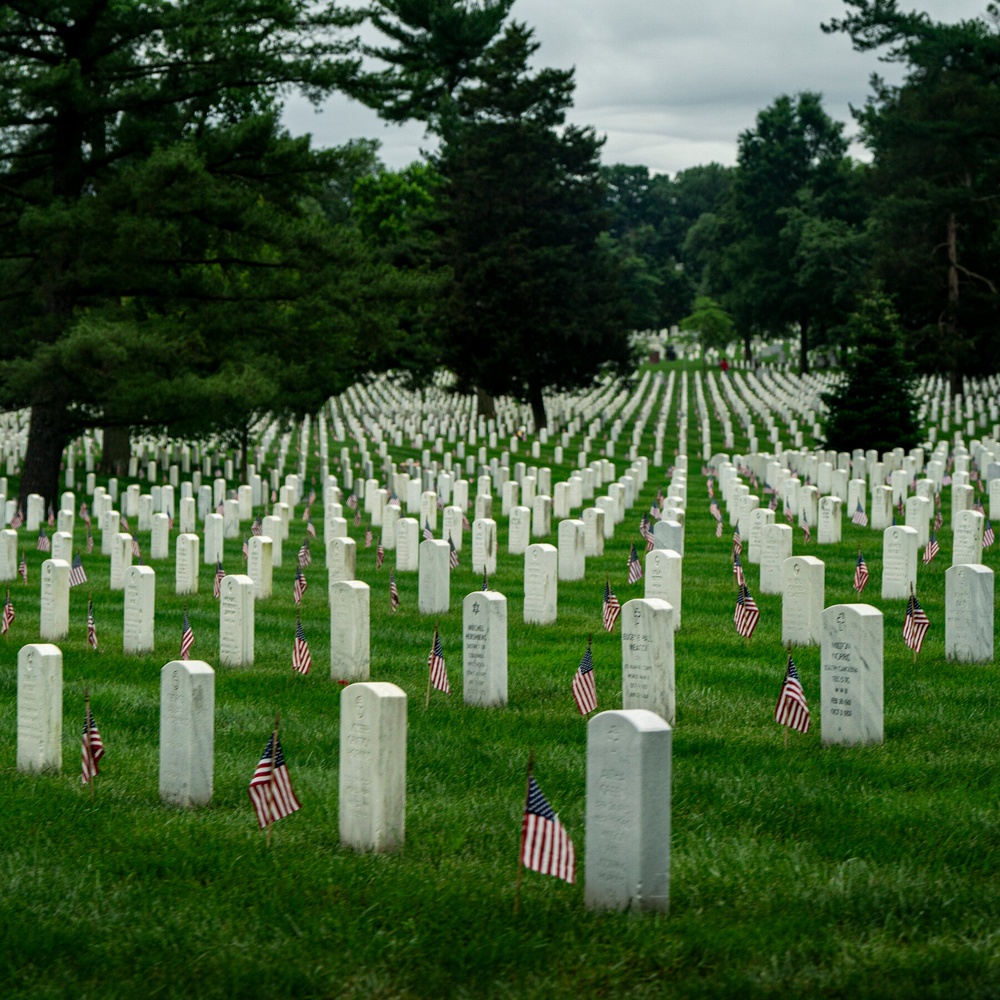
[
  {"left": 180, "top": 606, "right": 195, "bottom": 660},
  {"left": 462, "top": 512, "right": 471, "bottom": 531},
  {"left": 251, "top": 516, "right": 263, "bottom": 537},
  {"left": 131, "top": 537, "right": 141, "bottom": 558},
  {"left": 346, "top": 492, "right": 358, "bottom": 511},
  {"left": 69, "top": 554, "right": 87, "bottom": 588},
  {"left": 388, "top": 495, "right": 401, "bottom": 509},
  {"left": 298, "top": 538, "right": 312, "bottom": 568},
  {"left": 904, "top": 591, "right": 930, "bottom": 654},
  {"left": 640, "top": 515, "right": 655, "bottom": 552},
  {"left": 423, "top": 520, "right": 434, "bottom": 542},
  {"left": 785, "top": 508, "right": 794, "bottom": 526},
  {"left": 934, "top": 509, "right": 943, "bottom": 532},
  {"left": 427, "top": 627, "right": 450, "bottom": 695},
  {"left": 1, "top": 588, "right": 14, "bottom": 635},
  {"left": 10, "top": 507, "right": 23, "bottom": 529},
  {"left": 213, "top": 561, "right": 225, "bottom": 599},
  {"left": 627, "top": 543, "right": 643, "bottom": 584},
  {"left": 87, "top": 598, "right": 98, "bottom": 650},
  {"left": 732, "top": 528, "right": 742, "bottom": 554},
  {"left": 18, "top": 553, "right": 27, "bottom": 583},
  {"left": 707, "top": 478, "right": 715, "bottom": 499},
  {"left": 985, "top": 518, "right": 995, "bottom": 549},
  {"left": 709, "top": 500, "right": 722, "bottom": 522},
  {"left": 353, "top": 508, "right": 362, "bottom": 527},
  {"left": 602, "top": 578, "right": 621, "bottom": 632},
  {"left": 769, "top": 493, "right": 778, "bottom": 512},
  {"left": 390, "top": 570, "right": 400, "bottom": 611},
  {"left": 120, "top": 513, "right": 130, "bottom": 532},
  {"left": 306, "top": 519, "right": 316, "bottom": 539},
  {"left": 648, "top": 503, "right": 661, "bottom": 522},
  {"left": 308, "top": 487, "right": 316, "bottom": 505},
  {"left": 734, "top": 584, "right": 761, "bottom": 639},
  {"left": 302, "top": 504, "right": 311, "bottom": 522},
  {"left": 293, "top": 566, "right": 308, "bottom": 605},
  {"left": 482, "top": 568, "right": 490, "bottom": 591},
  {"left": 248, "top": 733, "right": 302, "bottom": 829},
  {"left": 242, "top": 534, "right": 249, "bottom": 561},
  {"left": 801, "top": 512, "right": 811, "bottom": 544},
  {"left": 79, "top": 502, "right": 90, "bottom": 524},
  {"left": 572, "top": 640, "right": 597, "bottom": 715},
  {"left": 448, "top": 534, "right": 459, "bottom": 569},
  {"left": 47, "top": 505, "right": 55, "bottom": 527},
  {"left": 852, "top": 502, "right": 868, "bottom": 527},
  {"left": 292, "top": 618, "right": 312, "bottom": 675},
  {"left": 81, "top": 704, "right": 104, "bottom": 785},
  {"left": 365, "top": 527, "right": 373, "bottom": 549},
  {"left": 774, "top": 655, "right": 810, "bottom": 734},
  {"left": 716, "top": 518, "right": 723, "bottom": 538},
  {"left": 733, "top": 549, "right": 745, "bottom": 587},
  {"left": 853, "top": 550, "right": 869, "bottom": 594},
  {"left": 36, "top": 527, "right": 50, "bottom": 553},
  {"left": 86, "top": 527, "right": 94, "bottom": 554},
  {"left": 520, "top": 775, "right": 575, "bottom": 884},
  {"left": 923, "top": 531, "right": 939, "bottom": 565},
  {"left": 376, "top": 535, "right": 385, "bottom": 570}
]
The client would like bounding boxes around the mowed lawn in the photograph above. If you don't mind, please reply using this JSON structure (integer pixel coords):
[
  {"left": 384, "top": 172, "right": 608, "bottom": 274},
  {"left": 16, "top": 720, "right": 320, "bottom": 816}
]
[{"left": 2, "top": 366, "right": 998, "bottom": 999}]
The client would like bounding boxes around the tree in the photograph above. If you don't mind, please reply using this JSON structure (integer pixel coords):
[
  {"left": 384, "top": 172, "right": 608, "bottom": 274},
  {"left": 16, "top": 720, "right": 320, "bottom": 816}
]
[
  {"left": 0, "top": 0, "right": 391, "bottom": 505},
  {"left": 824, "top": 1, "right": 1000, "bottom": 393},
  {"left": 822, "top": 289, "right": 920, "bottom": 454},
  {"left": 678, "top": 296, "right": 735, "bottom": 370}
]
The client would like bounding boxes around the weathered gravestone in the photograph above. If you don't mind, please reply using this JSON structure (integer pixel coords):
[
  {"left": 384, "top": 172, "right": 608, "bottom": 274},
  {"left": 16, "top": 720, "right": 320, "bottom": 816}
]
[
  {"left": 330, "top": 580, "right": 370, "bottom": 682},
  {"left": 782, "top": 555, "right": 824, "bottom": 646},
  {"left": 952, "top": 509, "right": 984, "bottom": 566},
  {"left": 17, "top": 643, "right": 62, "bottom": 773},
  {"left": 218, "top": 574, "right": 254, "bottom": 668},
  {"left": 557, "top": 519, "right": 586, "bottom": 581},
  {"left": 760, "top": 523, "right": 792, "bottom": 595},
  {"left": 159, "top": 659, "right": 214, "bottom": 807},
  {"left": 881, "top": 525, "right": 918, "bottom": 599},
  {"left": 123, "top": 564, "right": 155, "bottom": 655},
  {"left": 945, "top": 564, "right": 994, "bottom": 663},
  {"left": 508, "top": 506, "right": 531, "bottom": 556},
  {"left": 418, "top": 538, "right": 450, "bottom": 614},
  {"left": 582, "top": 507, "right": 605, "bottom": 557},
  {"left": 0, "top": 528, "right": 16, "bottom": 581},
  {"left": 472, "top": 517, "right": 498, "bottom": 576},
  {"left": 40, "top": 558, "right": 70, "bottom": 641},
  {"left": 821, "top": 603, "right": 884, "bottom": 746},
  {"left": 653, "top": 519, "right": 684, "bottom": 556},
  {"left": 262, "top": 515, "right": 283, "bottom": 566},
  {"left": 176, "top": 533, "right": 199, "bottom": 595},
  {"left": 523, "top": 543, "right": 558, "bottom": 624},
  {"left": 203, "top": 513, "right": 224, "bottom": 565},
  {"left": 395, "top": 518, "right": 419, "bottom": 572},
  {"left": 327, "top": 536, "right": 357, "bottom": 583},
  {"left": 463, "top": 590, "right": 507, "bottom": 707},
  {"left": 644, "top": 549, "right": 682, "bottom": 630},
  {"left": 621, "top": 598, "right": 675, "bottom": 724},
  {"left": 247, "top": 535, "right": 273, "bottom": 600},
  {"left": 585, "top": 709, "right": 671, "bottom": 912},
  {"left": 339, "top": 682, "right": 407, "bottom": 852}
]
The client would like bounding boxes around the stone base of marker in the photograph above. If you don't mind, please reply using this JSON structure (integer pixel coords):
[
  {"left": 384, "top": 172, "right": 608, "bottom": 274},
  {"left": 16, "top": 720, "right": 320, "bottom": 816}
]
[
  {"left": 17, "top": 643, "right": 63, "bottom": 774},
  {"left": 339, "top": 682, "right": 407, "bottom": 852},
  {"left": 159, "top": 660, "right": 215, "bottom": 807},
  {"left": 585, "top": 709, "right": 671, "bottom": 912},
  {"left": 330, "top": 580, "right": 370, "bottom": 682},
  {"left": 821, "top": 603, "right": 883, "bottom": 746}
]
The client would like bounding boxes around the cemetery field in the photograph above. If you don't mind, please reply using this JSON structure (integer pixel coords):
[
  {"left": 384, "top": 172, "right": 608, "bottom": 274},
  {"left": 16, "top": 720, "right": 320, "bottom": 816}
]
[{"left": 2, "top": 364, "right": 1000, "bottom": 999}]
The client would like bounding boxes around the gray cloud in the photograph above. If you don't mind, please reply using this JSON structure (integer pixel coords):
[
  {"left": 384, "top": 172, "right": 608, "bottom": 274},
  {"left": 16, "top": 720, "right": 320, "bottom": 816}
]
[{"left": 282, "top": 0, "right": 989, "bottom": 175}]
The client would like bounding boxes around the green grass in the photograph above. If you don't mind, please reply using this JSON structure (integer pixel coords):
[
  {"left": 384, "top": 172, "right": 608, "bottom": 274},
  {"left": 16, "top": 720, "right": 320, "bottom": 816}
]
[{"left": 2, "top": 368, "right": 999, "bottom": 998}]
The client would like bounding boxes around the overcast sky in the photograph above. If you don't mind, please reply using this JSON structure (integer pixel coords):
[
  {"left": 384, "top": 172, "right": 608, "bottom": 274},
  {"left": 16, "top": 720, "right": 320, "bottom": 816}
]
[{"left": 283, "top": 0, "right": 989, "bottom": 177}]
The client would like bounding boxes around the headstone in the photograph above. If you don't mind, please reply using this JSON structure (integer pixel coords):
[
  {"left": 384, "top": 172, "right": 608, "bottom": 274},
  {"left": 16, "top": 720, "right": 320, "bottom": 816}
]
[
  {"left": 653, "top": 519, "right": 683, "bottom": 556},
  {"left": 175, "top": 533, "right": 199, "bottom": 595},
  {"left": 101, "top": 510, "right": 120, "bottom": 555},
  {"left": 747, "top": 507, "right": 775, "bottom": 565},
  {"left": 945, "top": 563, "right": 994, "bottom": 663},
  {"left": 585, "top": 709, "right": 671, "bottom": 913},
  {"left": 151, "top": 512, "right": 170, "bottom": 560},
  {"left": 159, "top": 660, "right": 215, "bottom": 807},
  {"left": 760, "top": 523, "right": 793, "bottom": 595},
  {"left": 218, "top": 574, "right": 254, "bottom": 667},
  {"left": 595, "top": 496, "right": 616, "bottom": 539},
  {"left": 782, "top": 555, "right": 824, "bottom": 646},
  {"left": 247, "top": 535, "right": 273, "bottom": 600},
  {"left": 0, "top": 528, "right": 17, "bottom": 581},
  {"left": 821, "top": 604, "right": 884, "bottom": 745},
  {"left": 472, "top": 517, "right": 498, "bottom": 576},
  {"left": 463, "top": 590, "right": 508, "bottom": 707},
  {"left": 952, "top": 509, "right": 984, "bottom": 566},
  {"left": 644, "top": 549, "right": 682, "bottom": 630},
  {"left": 523, "top": 543, "right": 558, "bottom": 624},
  {"left": 531, "top": 495, "right": 552, "bottom": 538},
  {"left": 203, "top": 512, "right": 224, "bottom": 565},
  {"left": 508, "top": 506, "right": 531, "bottom": 555},
  {"left": 557, "top": 518, "right": 586, "bottom": 581},
  {"left": 881, "top": 525, "right": 918, "bottom": 599},
  {"left": 262, "top": 514, "right": 283, "bottom": 567},
  {"left": 621, "top": 598, "right": 675, "bottom": 723},
  {"left": 223, "top": 498, "right": 240, "bottom": 538},
  {"left": 179, "top": 496, "right": 196, "bottom": 535},
  {"left": 39, "top": 558, "right": 70, "bottom": 640},
  {"left": 330, "top": 580, "right": 370, "bottom": 682},
  {"left": 123, "top": 564, "right": 156, "bottom": 654},
  {"left": 339, "top": 682, "right": 407, "bottom": 852},
  {"left": 51, "top": 531, "right": 73, "bottom": 563},
  {"left": 396, "top": 518, "right": 419, "bottom": 572},
  {"left": 327, "top": 536, "right": 357, "bottom": 583},
  {"left": 582, "top": 507, "right": 605, "bottom": 557},
  {"left": 17, "top": 643, "right": 62, "bottom": 773},
  {"left": 418, "top": 538, "right": 450, "bottom": 614},
  {"left": 817, "top": 496, "right": 843, "bottom": 544},
  {"left": 871, "top": 485, "right": 893, "bottom": 530}
]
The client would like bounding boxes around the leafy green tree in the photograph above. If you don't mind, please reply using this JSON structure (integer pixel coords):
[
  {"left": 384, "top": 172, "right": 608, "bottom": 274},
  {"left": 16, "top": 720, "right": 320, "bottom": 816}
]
[
  {"left": 825, "top": 0, "right": 1000, "bottom": 393},
  {"left": 822, "top": 289, "right": 920, "bottom": 454},
  {"left": 0, "top": 0, "right": 390, "bottom": 504},
  {"left": 678, "top": 296, "right": 735, "bottom": 369}
]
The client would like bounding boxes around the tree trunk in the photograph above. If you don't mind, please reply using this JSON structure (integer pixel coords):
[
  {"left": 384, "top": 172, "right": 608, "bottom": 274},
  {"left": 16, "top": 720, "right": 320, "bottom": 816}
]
[
  {"left": 528, "top": 383, "right": 547, "bottom": 432},
  {"left": 476, "top": 386, "right": 496, "bottom": 420},
  {"left": 98, "top": 425, "right": 131, "bottom": 476},
  {"left": 241, "top": 422, "right": 250, "bottom": 485},
  {"left": 20, "top": 401, "right": 72, "bottom": 509},
  {"left": 945, "top": 212, "right": 964, "bottom": 398},
  {"left": 743, "top": 330, "right": 752, "bottom": 363},
  {"left": 799, "top": 319, "right": 810, "bottom": 375}
]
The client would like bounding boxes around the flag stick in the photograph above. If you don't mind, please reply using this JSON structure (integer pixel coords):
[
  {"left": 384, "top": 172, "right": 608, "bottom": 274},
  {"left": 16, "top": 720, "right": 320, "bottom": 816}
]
[
  {"left": 513, "top": 750, "right": 534, "bottom": 918},
  {"left": 911, "top": 584, "right": 918, "bottom": 664},
  {"left": 84, "top": 687, "right": 94, "bottom": 803},
  {"left": 266, "top": 711, "right": 280, "bottom": 849},
  {"left": 425, "top": 624, "right": 437, "bottom": 709}
]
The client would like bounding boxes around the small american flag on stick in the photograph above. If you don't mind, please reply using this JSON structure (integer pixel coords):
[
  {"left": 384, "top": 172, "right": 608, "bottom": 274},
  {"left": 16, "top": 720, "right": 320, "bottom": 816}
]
[
  {"left": 69, "top": 554, "right": 88, "bottom": 588},
  {"left": 292, "top": 617, "right": 312, "bottom": 675},
  {"left": 853, "top": 550, "right": 869, "bottom": 594},
  {"left": 602, "top": 577, "right": 621, "bottom": 632},
  {"left": 293, "top": 566, "right": 308, "bottom": 605},
  {"left": 87, "top": 598, "right": 98, "bottom": 650},
  {"left": 180, "top": 606, "right": 194, "bottom": 660},
  {"left": 426, "top": 625, "right": 450, "bottom": 701},
  {"left": 519, "top": 765, "right": 575, "bottom": 886},
  {"left": 734, "top": 583, "right": 760, "bottom": 639},
  {"left": 627, "top": 543, "right": 643, "bottom": 584},
  {"left": 448, "top": 534, "right": 459, "bottom": 569},
  {"left": 923, "top": 532, "right": 939, "bottom": 565},
  {"left": 81, "top": 694, "right": 104, "bottom": 787},
  {"left": 213, "top": 561, "right": 225, "bottom": 599},
  {"left": 248, "top": 723, "right": 302, "bottom": 831},
  {"left": 2, "top": 588, "right": 14, "bottom": 636},
  {"left": 389, "top": 570, "right": 400, "bottom": 611},
  {"left": 571, "top": 637, "right": 597, "bottom": 715},
  {"left": 775, "top": 652, "right": 810, "bottom": 735},
  {"left": 904, "top": 589, "right": 930, "bottom": 657}
]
